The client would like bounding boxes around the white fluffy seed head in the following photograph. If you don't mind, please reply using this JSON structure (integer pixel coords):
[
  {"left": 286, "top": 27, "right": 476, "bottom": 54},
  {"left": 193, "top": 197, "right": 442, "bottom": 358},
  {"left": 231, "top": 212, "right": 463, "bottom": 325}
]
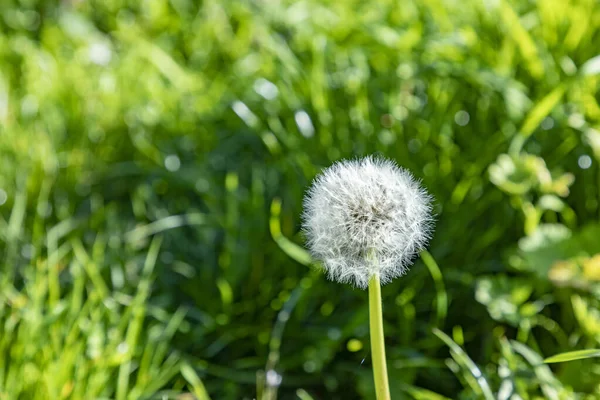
[{"left": 302, "top": 156, "right": 434, "bottom": 289}]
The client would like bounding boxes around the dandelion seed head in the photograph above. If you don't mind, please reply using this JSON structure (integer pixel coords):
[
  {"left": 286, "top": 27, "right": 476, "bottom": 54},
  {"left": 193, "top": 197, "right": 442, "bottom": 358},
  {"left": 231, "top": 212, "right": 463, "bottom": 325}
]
[{"left": 302, "top": 156, "right": 434, "bottom": 289}]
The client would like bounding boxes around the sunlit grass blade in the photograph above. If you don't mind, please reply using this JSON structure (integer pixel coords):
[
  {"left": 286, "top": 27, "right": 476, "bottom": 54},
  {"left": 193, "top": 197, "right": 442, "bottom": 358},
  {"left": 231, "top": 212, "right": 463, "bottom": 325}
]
[
  {"left": 420, "top": 251, "right": 447, "bottom": 327},
  {"left": 181, "top": 362, "right": 211, "bottom": 400},
  {"left": 71, "top": 238, "right": 109, "bottom": 298},
  {"left": 116, "top": 235, "right": 162, "bottom": 400},
  {"left": 498, "top": 0, "right": 544, "bottom": 78},
  {"left": 296, "top": 388, "right": 315, "bottom": 400},
  {"left": 270, "top": 198, "right": 313, "bottom": 267},
  {"left": 433, "top": 328, "right": 495, "bottom": 400},
  {"left": 398, "top": 383, "right": 452, "bottom": 400},
  {"left": 510, "top": 341, "right": 563, "bottom": 400},
  {"left": 509, "top": 84, "right": 566, "bottom": 154},
  {"left": 544, "top": 349, "right": 600, "bottom": 364},
  {"left": 125, "top": 213, "right": 206, "bottom": 244}
]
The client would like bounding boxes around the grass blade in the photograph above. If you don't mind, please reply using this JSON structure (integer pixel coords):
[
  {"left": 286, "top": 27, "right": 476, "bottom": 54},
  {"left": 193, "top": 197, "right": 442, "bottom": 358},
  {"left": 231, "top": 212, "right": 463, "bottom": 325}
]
[
  {"left": 420, "top": 251, "right": 447, "bottom": 327},
  {"left": 510, "top": 341, "right": 562, "bottom": 400},
  {"left": 544, "top": 349, "right": 600, "bottom": 363},
  {"left": 181, "top": 362, "right": 211, "bottom": 400},
  {"left": 433, "top": 328, "right": 495, "bottom": 400},
  {"left": 270, "top": 198, "right": 313, "bottom": 267}
]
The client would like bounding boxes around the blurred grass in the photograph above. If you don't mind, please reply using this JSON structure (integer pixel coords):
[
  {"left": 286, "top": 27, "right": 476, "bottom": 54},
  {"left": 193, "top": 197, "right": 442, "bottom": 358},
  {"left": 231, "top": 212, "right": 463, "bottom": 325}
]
[{"left": 1, "top": 0, "right": 600, "bottom": 398}]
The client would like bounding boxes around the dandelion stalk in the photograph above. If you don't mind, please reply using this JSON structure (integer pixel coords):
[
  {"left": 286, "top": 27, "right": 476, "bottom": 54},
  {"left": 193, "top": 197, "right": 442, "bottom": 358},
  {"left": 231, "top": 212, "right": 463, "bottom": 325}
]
[{"left": 369, "top": 273, "right": 390, "bottom": 400}]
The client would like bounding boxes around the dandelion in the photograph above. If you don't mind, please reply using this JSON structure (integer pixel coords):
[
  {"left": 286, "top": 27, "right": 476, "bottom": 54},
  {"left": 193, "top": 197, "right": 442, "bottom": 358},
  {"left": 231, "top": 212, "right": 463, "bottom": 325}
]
[
  {"left": 302, "top": 155, "right": 433, "bottom": 289},
  {"left": 302, "top": 155, "right": 434, "bottom": 400}
]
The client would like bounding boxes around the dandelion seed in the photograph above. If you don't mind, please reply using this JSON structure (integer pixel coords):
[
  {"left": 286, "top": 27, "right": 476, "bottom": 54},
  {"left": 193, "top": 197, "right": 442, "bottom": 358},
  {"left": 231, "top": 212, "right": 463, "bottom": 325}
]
[{"left": 302, "top": 156, "right": 434, "bottom": 289}]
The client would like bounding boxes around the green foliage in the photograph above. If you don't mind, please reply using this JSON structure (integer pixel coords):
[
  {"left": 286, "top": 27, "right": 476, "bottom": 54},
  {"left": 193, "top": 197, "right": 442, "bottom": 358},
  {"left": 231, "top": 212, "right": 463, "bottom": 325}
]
[{"left": 1, "top": 0, "right": 600, "bottom": 398}]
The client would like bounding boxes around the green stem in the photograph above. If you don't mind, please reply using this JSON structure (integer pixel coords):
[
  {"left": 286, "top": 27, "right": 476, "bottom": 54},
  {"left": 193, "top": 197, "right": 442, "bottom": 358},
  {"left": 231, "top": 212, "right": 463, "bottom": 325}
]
[{"left": 369, "top": 274, "right": 391, "bottom": 400}]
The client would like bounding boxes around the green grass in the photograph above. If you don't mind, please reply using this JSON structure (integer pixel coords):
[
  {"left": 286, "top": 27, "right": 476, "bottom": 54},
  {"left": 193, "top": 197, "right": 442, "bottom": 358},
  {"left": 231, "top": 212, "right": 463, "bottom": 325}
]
[{"left": 1, "top": 0, "right": 600, "bottom": 398}]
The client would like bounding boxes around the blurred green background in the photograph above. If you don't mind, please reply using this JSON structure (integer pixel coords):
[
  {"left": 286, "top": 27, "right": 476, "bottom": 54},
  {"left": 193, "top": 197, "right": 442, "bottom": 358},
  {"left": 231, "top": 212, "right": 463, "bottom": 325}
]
[{"left": 1, "top": 0, "right": 600, "bottom": 399}]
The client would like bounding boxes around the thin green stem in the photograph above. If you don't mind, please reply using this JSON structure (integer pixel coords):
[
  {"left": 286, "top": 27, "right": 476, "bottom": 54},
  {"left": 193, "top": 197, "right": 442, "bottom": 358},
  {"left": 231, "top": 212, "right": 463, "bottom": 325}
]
[{"left": 369, "top": 274, "right": 391, "bottom": 400}]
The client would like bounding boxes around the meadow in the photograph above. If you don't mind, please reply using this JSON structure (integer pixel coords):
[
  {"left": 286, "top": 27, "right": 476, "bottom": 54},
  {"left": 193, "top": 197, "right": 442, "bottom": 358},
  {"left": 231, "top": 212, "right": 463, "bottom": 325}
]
[{"left": 1, "top": 0, "right": 600, "bottom": 398}]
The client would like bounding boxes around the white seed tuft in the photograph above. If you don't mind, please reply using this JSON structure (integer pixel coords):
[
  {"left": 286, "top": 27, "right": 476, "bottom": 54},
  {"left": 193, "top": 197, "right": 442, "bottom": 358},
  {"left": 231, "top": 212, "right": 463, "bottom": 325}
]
[{"left": 302, "top": 156, "right": 434, "bottom": 289}]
